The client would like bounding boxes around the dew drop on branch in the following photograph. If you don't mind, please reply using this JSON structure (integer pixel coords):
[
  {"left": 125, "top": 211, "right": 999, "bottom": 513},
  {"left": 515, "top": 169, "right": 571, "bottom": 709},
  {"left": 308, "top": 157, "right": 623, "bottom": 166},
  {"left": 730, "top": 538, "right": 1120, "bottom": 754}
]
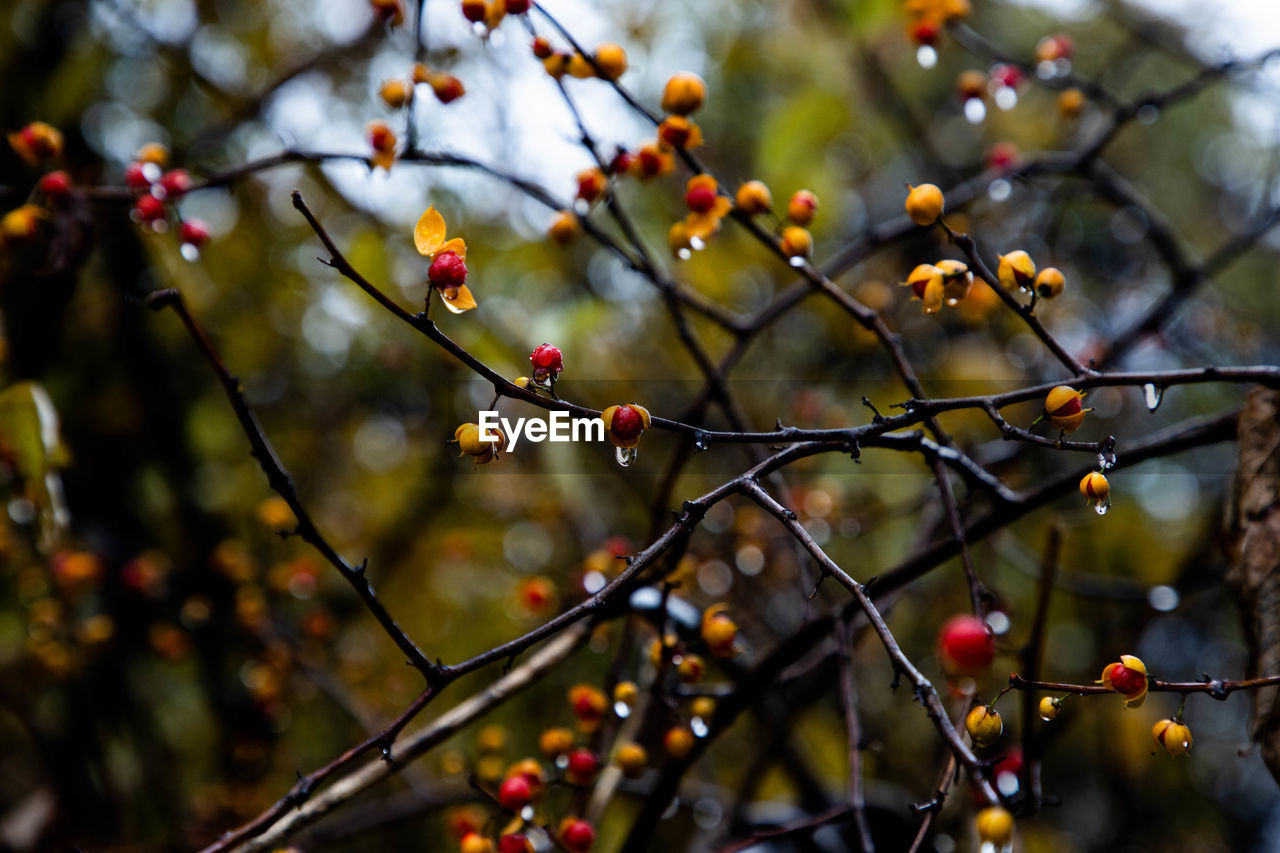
[
  {"left": 1094, "top": 495, "right": 1111, "bottom": 516},
  {"left": 1143, "top": 383, "right": 1164, "bottom": 412},
  {"left": 180, "top": 243, "right": 200, "bottom": 262},
  {"left": 616, "top": 446, "right": 637, "bottom": 467},
  {"left": 916, "top": 45, "right": 937, "bottom": 69},
  {"left": 691, "top": 717, "right": 709, "bottom": 738},
  {"left": 964, "top": 98, "right": 987, "bottom": 124}
]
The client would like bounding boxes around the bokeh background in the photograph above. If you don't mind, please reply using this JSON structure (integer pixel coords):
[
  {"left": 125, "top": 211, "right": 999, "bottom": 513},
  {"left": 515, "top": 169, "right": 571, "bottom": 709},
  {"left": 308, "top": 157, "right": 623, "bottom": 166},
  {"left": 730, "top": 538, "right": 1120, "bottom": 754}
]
[{"left": 2, "top": 0, "right": 1280, "bottom": 850}]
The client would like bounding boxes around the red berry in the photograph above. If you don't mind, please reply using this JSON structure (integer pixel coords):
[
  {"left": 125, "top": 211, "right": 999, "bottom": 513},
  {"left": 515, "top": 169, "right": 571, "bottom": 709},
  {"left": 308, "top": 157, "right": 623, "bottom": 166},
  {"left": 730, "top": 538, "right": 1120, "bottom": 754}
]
[
  {"left": 609, "top": 405, "right": 645, "bottom": 443},
  {"left": 986, "top": 142, "right": 1019, "bottom": 172},
  {"left": 908, "top": 19, "right": 939, "bottom": 46},
  {"left": 125, "top": 162, "right": 151, "bottom": 190},
  {"left": 991, "top": 64, "right": 1023, "bottom": 90},
  {"left": 561, "top": 820, "right": 595, "bottom": 853},
  {"left": 505, "top": 0, "right": 530, "bottom": 12},
  {"left": 428, "top": 250, "right": 468, "bottom": 290},
  {"left": 461, "top": 0, "right": 485, "bottom": 21},
  {"left": 159, "top": 169, "right": 192, "bottom": 198},
  {"left": 180, "top": 220, "right": 210, "bottom": 247},
  {"left": 1108, "top": 664, "right": 1145, "bottom": 695},
  {"left": 685, "top": 185, "right": 717, "bottom": 213},
  {"left": 530, "top": 343, "right": 563, "bottom": 378},
  {"left": 133, "top": 194, "right": 166, "bottom": 223},
  {"left": 38, "top": 171, "right": 71, "bottom": 198},
  {"left": 937, "top": 614, "right": 995, "bottom": 674},
  {"left": 498, "top": 836, "right": 529, "bottom": 853},
  {"left": 609, "top": 150, "right": 634, "bottom": 175},
  {"left": 567, "top": 749, "right": 598, "bottom": 782},
  {"left": 497, "top": 775, "right": 532, "bottom": 812}
]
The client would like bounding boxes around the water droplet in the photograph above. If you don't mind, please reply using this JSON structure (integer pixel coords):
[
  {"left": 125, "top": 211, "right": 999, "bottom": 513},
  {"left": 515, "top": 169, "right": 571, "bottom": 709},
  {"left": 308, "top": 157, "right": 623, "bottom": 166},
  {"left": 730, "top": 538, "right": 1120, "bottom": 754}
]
[
  {"left": 1094, "top": 495, "right": 1111, "bottom": 516},
  {"left": 1143, "top": 383, "right": 1164, "bottom": 412},
  {"left": 556, "top": 754, "right": 570, "bottom": 769},
  {"left": 788, "top": 255, "right": 806, "bottom": 268},
  {"left": 661, "top": 797, "right": 680, "bottom": 820},
  {"left": 615, "top": 445, "right": 638, "bottom": 467},
  {"left": 141, "top": 162, "right": 161, "bottom": 183},
  {"left": 691, "top": 717, "right": 709, "bottom": 738},
  {"left": 677, "top": 248, "right": 692, "bottom": 261},
  {"left": 180, "top": 242, "right": 200, "bottom": 262},
  {"left": 689, "top": 235, "right": 705, "bottom": 251},
  {"left": 1040, "top": 711, "right": 1054, "bottom": 722},
  {"left": 573, "top": 198, "right": 590, "bottom": 215},
  {"left": 614, "top": 700, "right": 632, "bottom": 718},
  {"left": 471, "top": 21, "right": 487, "bottom": 36},
  {"left": 995, "top": 86, "right": 1018, "bottom": 110},
  {"left": 583, "top": 570, "right": 606, "bottom": 593},
  {"left": 996, "top": 769, "right": 1020, "bottom": 797},
  {"left": 1096, "top": 450, "right": 1116, "bottom": 470},
  {"left": 964, "top": 98, "right": 986, "bottom": 124},
  {"left": 916, "top": 45, "right": 937, "bottom": 69},
  {"left": 945, "top": 297, "right": 960, "bottom": 307},
  {"left": 988, "top": 179, "right": 1012, "bottom": 202},
  {"left": 984, "top": 611, "right": 1011, "bottom": 635},
  {"left": 692, "top": 431, "right": 707, "bottom": 452},
  {"left": 520, "top": 804, "right": 534, "bottom": 821},
  {"left": 1137, "top": 104, "right": 1160, "bottom": 125},
  {"left": 1036, "top": 60, "right": 1056, "bottom": 80}
]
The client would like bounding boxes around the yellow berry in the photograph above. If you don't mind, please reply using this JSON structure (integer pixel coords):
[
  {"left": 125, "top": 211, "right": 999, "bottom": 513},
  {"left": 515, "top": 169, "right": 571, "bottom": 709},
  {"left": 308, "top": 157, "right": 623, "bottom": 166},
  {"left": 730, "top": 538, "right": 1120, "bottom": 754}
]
[
  {"left": 1152, "top": 718, "right": 1193, "bottom": 757},
  {"left": 594, "top": 43, "right": 628, "bottom": 80},
  {"left": 548, "top": 210, "right": 581, "bottom": 244},
  {"left": 787, "top": 189, "right": 818, "bottom": 225},
  {"left": 780, "top": 226, "right": 812, "bottom": 259},
  {"left": 996, "top": 250, "right": 1036, "bottom": 291},
  {"left": 905, "top": 183, "right": 944, "bottom": 226},
  {"left": 1034, "top": 266, "right": 1065, "bottom": 299},
  {"left": 975, "top": 805, "right": 1014, "bottom": 846},
  {"left": 735, "top": 181, "right": 773, "bottom": 215},
  {"left": 662, "top": 72, "right": 706, "bottom": 115},
  {"left": 965, "top": 705, "right": 1003, "bottom": 747}
]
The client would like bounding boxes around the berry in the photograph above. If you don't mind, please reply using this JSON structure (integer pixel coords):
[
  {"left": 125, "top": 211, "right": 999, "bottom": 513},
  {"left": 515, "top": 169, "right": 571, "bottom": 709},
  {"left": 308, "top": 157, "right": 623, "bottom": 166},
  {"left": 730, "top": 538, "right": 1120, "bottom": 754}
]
[
  {"left": 685, "top": 182, "right": 718, "bottom": 214},
  {"left": 613, "top": 680, "right": 638, "bottom": 705},
  {"left": 615, "top": 743, "right": 647, "bottom": 778},
  {"left": 497, "top": 836, "right": 529, "bottom": 853},
  {"left": 505, "top": 0, "right": 530, "bottom": 12},
  {"left": 779, "top": 225, "right": 812, "bottom": 259},
  {"left": 661, "top": 72, "right": 706, "bottom": 115},
  {"left": 1039, "top": 696, "right": 1061, "bottom": 721},
  {"left": 905, "top": 183, "right": 944, "bottom": 226},
  {"left": 569, "top": 684, "right": 608, "bottom": 729},
  {"left": 594, "top": 43, "right": 627, "bottom": 80},
  {"left": 1034, "top": 266, "right": 1065, "bottom": 299},
  {"left": 432, "top": 73, "right": 466, "bottom": 104},
  {"left": 136, "top": 142, "right": 169, "bottom": 166},
  {"left": 567, "top": 748, "right": 598, "bottom": 783},
  {"left": 735, "top": 181, "right": 772, "bottom": 215},
  {"left": 1152, "top": 718, "right": 1193, "bottom": 757},
  {"left": 1036, "top": 34, "right": 1075, "bottom": 63},
  {"left": 1044, "top": 386, "right": 1089, "bottom": 433},
  {"left": 907, "top": 19, "right": 939, "bottom": 47},
  {"left": 576, "top": 168, "right": 607, "bottom": 203},
  {"left": 455, "top": 422, "right": 502, "bottom": 465},
  {"left": 956, "top": 70, "right": 986, "bottom": 100},
  {"left": 996, "top": 250, "right": 1035, "bottom": 291},
  {"left": 986, "top": 141, "right": 1019, "bottom": 172},
  {"left": 38, "top": 171, "right": 71, "bottom": 198},
  {"left": 787, "top": 189, "right": 818, "bottom": 225},
  {"left": 125, "top": 162, "right": 152, "bottom": 190},
  {"left": 159, "top": 169, "right": 192, "bottom": 198},
  {"left": 180, "top": 220, "right": 210, "bottom": 247},
  {"left": 601, "top": 404, "right": 650, "bottom": 449},
  {"left": 1100, "top": 654, "right": 1149, "bottom": 708},
  {"left": 133, "top": 194, "right": 166, "bottom": 223},
  {"left": 0, "top": 205, "right": 44, "bottom": 243},
  {"left": 1080, "top": 471, "right": 1109, "bottom": 502},
  {"left": 461, "top": 0, "right": 485, "bottom": 21},
  {"left": 677, "top": 654, "right": 705, "bottom": 683},
  {"left": 1058, "top": 87, "right": 1085, "bottom": 118},
  {"left": 530, "top": 343, "right": 563, "bottom": 382},
  {"left": 8, "top": 121, "right": 63, "bottom": 164},
  {"left": 937, "top": 614, "right": 995, "bottom": 676},
  {"left": 461, "top": 832, "right": 495, "bottom": 853},
  {"left": 658, "top": 115, "right": 701, "bottom": 149},
  {"left": 548, "top": 210, "right": 580, "bottom": 244},
  {"left": 380, "top": 78, "right": 411, "bottom": 108},
  {"left": 428, "top": 250, "right": 468, "bottom": 290},
  {"left": 531, "top": 36, "right": 553, "bottom": 59},
  {"left": 965, "top": 705, "right": 1003, "bottom": 747},
  {"left": 560, "top": 819, "right": 595, "bottom": 853},
  {"left": 663, "top": 726, "right": 695, "bottom": 759},
  {"left": 497, "top": 775, "right": 532, "bottom": 812},
  {"left": 975, "top": 806, "right": 1014, "bottom": 846},
  {"left": 990, "top": 63, "right": 1023, "bottom": 90},
  {"left": 538, "top": 727, "right": 574, "bottom": 758}
]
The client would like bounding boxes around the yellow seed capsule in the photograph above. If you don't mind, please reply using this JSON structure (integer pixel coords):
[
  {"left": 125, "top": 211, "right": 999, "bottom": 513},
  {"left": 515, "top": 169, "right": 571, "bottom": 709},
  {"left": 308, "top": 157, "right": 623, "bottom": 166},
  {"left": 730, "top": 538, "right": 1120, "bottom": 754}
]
[
  {"left": 548, "top": 210, "right": 580, "bottom": 244},
  {"left": 1035, "top": 266, "right": 1066, "bottom": 299},
  {"left": 1039, "top": 696, "right": 1061, "bottom": 721},
  {"left": 662, "top": 72, "right": 706, "bottom": 115},
  {"left": 956, "top": 69, "right": 987, "bottom": 100},
  {"left": 780, "top": 226, "right": 812, "bottom": 259},
  {"left": 594, "top": 42, "right": 628, "bottom": 80},
  {"left": 965, "top": 705, "right": 1003, "bottom": 747},
  {"left": 935, "top": 259, "right": 972, "bottom": 306},
  {"left": 1079, "top": 471, "right": 1109, "bottom": 501},
  {"left": 905, "top": 183, "right": 944, "bottom": 226},
  {"left": 735, "top": 180, "right": 773, "bottom": 215},
  {"left": 787, "top": 190, "right": 818, "bottom": 225},
  {"left": 379, "top": 78, "right": 411, "bottom": 108},
  {"left": 1058, "top": 87, "right": 1085, "bottom": 118},
  {"left": 136, "top": 142, "right": 169, "bottom": 167},
  {"left": 691, "top": 696, "right": 716, "bottom": 719},
  {"left": 663, "top": 726, "right": 695, "bottom": 759},
  {"left": 996, "top": 250, "right": 1036, "bottom": 291},
  {"left": 975, "top": 805, "right": 1014, "bottom": 846},
  {"left": 613, "top": 680, "right": 638, "bottom": 706},
  {"left": 1045, "top": 386, "right": 1089, "bottom": 433},
  {"left": 538, "top": 727, "right": 575, "bottom": 758},
  {"left": 615, "top": 743, "right": 647, "bottom": 778},
  {"left": 568, "top": 52, "right": 595, "bottom": 79},
  {"left": 1152, "top": 718, "right": 1193, "bottom": 757}
]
